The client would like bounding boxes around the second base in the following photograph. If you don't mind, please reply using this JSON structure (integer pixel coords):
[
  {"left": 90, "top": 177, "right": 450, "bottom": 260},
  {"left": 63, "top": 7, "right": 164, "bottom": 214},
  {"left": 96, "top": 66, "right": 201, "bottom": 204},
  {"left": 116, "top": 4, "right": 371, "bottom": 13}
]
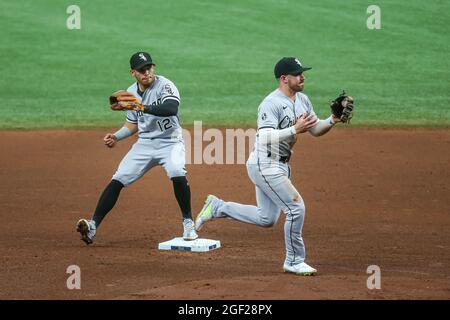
[{"left": 158, "top": 237, "right": 221, "bottom": 252}]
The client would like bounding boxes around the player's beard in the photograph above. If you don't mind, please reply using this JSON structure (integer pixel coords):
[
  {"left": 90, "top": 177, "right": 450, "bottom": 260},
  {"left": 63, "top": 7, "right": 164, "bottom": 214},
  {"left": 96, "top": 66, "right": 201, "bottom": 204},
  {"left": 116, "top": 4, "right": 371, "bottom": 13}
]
[{"left": 288, "top": 80, "right": 304, "bottom": 92}]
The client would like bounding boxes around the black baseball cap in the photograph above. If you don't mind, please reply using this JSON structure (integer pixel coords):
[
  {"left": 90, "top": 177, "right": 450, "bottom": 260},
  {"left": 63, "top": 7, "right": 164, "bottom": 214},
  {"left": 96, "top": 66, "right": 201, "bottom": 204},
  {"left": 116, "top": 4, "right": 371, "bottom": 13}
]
[
  {"left": 130, "top": 52, "right": 155, "bottom": 70},
  {"left": 274, "top": 57, "right": 311, "bottom": 78}
]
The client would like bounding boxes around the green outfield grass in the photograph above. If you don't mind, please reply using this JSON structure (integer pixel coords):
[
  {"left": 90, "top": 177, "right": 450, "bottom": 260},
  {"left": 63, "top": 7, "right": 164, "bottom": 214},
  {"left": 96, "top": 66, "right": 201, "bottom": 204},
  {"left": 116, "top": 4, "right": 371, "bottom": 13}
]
[{"left": 0, "top": 0, "right": 449, "bottom": 129}]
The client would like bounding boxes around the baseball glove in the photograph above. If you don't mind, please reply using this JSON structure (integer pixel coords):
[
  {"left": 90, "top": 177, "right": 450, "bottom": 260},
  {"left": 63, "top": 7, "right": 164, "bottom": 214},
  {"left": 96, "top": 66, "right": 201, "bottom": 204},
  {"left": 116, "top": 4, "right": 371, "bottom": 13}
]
[
  {"left": 109, "top": 90, "right": 144, "bottom": 111},
  {"left": 330, "top": 91, "right": 354, "bottom": 124}
]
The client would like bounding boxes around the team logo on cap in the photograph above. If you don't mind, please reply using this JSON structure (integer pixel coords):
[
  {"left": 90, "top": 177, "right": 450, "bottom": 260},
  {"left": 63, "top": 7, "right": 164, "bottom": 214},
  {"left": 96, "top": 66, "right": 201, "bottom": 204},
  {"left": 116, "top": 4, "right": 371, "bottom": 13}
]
[
  {"left": 294, "top": 58, "right": 302, "bottom": 66},
  {"left": 139, "top": 53, "right": 147, "bottom": 61}
]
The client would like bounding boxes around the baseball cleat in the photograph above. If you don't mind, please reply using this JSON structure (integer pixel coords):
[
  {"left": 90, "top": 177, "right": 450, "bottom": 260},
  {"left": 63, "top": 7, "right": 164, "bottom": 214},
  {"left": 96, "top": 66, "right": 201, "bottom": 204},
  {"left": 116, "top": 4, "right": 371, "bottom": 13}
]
[
  {"left": 182, "top": 218, "right": 198, "bottom": 241},
  {"left": 283, "top": 262, "right": 317, "bottom": 276},
  {"left": 195, "top": 194, "right": 218, "bottom": 231},
  {"left": 76, "top": 219, "right": 96, "bottom": 245}
]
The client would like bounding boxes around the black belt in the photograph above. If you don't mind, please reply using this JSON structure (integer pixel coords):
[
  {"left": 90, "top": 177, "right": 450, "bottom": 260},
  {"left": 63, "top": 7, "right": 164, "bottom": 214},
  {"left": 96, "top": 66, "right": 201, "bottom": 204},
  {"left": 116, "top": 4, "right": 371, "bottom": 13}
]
[{"left": 267, "top": 151, "right": 290, "bottom": 163}]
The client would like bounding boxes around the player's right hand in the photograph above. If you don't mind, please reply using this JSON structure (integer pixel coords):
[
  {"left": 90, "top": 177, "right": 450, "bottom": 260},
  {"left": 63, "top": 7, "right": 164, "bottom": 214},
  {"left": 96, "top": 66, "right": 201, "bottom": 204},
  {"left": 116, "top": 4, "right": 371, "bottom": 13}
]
[
  {"left": 103, "top": 133, "right": 118, "bottom": 148},
  {"left": 294, "top": 113, "right": 318, "bottom": 134}
]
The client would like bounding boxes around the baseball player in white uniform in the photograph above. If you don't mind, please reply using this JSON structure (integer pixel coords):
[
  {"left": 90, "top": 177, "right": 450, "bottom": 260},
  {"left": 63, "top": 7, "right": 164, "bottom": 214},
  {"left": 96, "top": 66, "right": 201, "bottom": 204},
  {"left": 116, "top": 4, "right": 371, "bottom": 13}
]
[
  {"left": 76, "top": 51, "right": 198, "bottom": 245},
  {"left": 195, "top": 57, "right": 343, "bottom": 275}
]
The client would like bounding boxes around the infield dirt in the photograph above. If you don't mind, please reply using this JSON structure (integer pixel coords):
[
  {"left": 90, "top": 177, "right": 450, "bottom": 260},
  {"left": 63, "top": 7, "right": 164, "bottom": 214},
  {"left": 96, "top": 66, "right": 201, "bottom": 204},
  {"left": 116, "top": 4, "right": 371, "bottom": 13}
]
[{"left": 0, "top": 128, "right": 449, "bottom": 299}]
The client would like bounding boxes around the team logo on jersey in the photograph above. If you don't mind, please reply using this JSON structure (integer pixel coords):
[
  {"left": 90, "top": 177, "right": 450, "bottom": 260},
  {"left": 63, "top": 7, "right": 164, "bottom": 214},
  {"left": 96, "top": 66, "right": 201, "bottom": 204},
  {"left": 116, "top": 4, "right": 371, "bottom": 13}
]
[
  {"left": 139, "top": 53, "right": 147, "bottom": 61},
  {"left": 294, "top": 58, "right": 302, "bottom": 66},
  {"left": 279, "top": 115, "right": 293, "bottom": 129},
  {"left": 261, "top": 113, "right": 267, "bottom": 120},
  {"left": 163, "top": 84, "right": 174, "bottom": 95}
]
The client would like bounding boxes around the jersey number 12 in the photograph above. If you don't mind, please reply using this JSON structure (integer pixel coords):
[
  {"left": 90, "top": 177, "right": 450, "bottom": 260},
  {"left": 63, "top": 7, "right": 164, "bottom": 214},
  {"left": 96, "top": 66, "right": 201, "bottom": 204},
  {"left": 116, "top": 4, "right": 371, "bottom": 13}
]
[{"left": 157, "top": 118, "right": 173, "bottom": 132}]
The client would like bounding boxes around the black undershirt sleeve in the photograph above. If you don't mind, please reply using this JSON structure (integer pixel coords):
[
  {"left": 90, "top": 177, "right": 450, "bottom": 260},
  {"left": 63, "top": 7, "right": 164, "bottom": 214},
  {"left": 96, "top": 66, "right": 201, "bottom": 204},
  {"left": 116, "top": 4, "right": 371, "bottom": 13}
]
[{"left": 143, "top": 99, "right": 179, "bottom": 116}]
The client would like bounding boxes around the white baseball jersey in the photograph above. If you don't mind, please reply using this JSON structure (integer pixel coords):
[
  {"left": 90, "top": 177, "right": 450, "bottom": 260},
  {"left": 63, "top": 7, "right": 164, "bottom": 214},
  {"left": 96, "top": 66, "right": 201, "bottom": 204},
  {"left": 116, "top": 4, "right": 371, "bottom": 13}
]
[
  {"left": 255, "top": 89, "right": 317, "bottom": 160},
  {"left": 126, "top": 75, "right": 182, "bottom": 139}
]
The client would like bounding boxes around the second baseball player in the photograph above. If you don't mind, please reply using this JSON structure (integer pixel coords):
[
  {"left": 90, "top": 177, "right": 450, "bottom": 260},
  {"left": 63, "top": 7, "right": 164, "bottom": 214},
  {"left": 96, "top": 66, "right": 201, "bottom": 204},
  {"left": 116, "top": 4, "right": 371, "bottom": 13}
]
[{"left": 195, "top": 57, "right": 346, "bottom": 275}]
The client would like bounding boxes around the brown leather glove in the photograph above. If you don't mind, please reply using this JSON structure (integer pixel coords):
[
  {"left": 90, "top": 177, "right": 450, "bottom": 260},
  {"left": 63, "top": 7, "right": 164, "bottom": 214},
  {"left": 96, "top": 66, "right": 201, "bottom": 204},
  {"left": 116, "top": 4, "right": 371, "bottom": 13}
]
[{"left": 109, "top": 90, "right": 144, "bottom": 111}]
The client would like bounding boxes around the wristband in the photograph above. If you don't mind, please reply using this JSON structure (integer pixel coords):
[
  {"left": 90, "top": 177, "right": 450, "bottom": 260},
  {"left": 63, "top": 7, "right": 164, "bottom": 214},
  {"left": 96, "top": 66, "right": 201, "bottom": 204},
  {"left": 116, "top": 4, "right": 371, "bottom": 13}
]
[{"left": 113, "top": 127, "right": 133, "bottom": 141}]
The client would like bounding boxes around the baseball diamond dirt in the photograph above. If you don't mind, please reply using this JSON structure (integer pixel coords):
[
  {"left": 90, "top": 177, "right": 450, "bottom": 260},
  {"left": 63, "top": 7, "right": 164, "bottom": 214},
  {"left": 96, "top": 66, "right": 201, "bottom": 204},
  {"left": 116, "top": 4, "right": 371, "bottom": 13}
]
[{"left": 0, "top": 128, "right": 449, "bottom": 299}]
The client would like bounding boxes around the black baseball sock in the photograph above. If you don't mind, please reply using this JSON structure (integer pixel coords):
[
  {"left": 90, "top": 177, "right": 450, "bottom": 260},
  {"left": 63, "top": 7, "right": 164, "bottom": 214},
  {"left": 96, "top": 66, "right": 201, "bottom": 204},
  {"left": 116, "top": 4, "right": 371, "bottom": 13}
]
[
  {"left": 92, "top": 179, "right": 124, "bottom": 227},
  {"left": 171, "top": 176, "right": 192, "bottom": 220}
]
